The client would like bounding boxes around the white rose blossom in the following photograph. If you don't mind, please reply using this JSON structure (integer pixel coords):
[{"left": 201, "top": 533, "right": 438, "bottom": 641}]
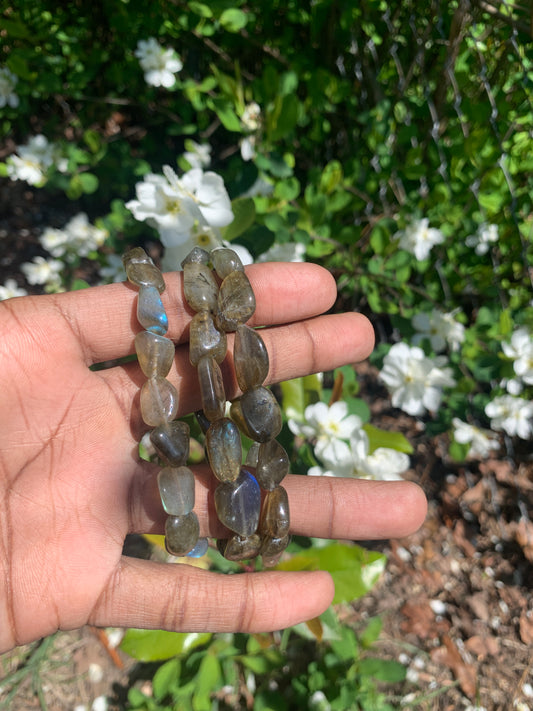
[
  {"left": 465, "top": 223, "right": 498, "bottom": 255},
  {"left": 0, "top": 279, "right": 27, "bottom": 300},
  {"left": 134, "top": 37, "right": 183, "bottom": 88},
  {"left": 411, "top": 309, "right": 465, "bottom": 352},
  {"left": 288, "top": 401, "right": 362, "bottom": 467},
  {"left": 485, "top": 394, "right": 533, "bottom": 440},
  {"left": 452, "top": 418, "right": 500, "bottom": 458},
  {"left": 502, "top": 327, "right": 533, "bottom": 386},
  {"left": 393, "top": 218, "right": 445, "bottom": 261},
  {"left": 379, "top": 342, "right": 456, "bottom": 416},
  {"left": 0, "top": 67, "right": 19, "bottom": 108}
]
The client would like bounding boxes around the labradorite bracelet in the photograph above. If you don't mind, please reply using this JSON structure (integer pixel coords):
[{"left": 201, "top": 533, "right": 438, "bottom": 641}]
[{"left": 123, "top": 246, "right": 290, "bottom": 566}]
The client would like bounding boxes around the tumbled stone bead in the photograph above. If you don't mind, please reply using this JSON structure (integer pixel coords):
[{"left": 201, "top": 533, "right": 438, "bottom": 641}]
[
  {"left": 214, "top": 467, "right": 261, "bottom": 537},
  {"left": 216, "top": 271, "right": 256, "bottom": 332},
  {"left": 135, "top": 331, "right": 175, "bottom": 378},
  {"left": 245, "top": 442, "right": 260, "bottom": 468},
  {"left": 211, "top": 247, "right": 244, "bottom": 280},
  {"left": 158, "top": 466, "right": 195, "bottom": 516},
  {"left": 187, "top": 537, "right": 209, "bottom": 558},
  {"left": 197, "top": 356, "right": 226, "bottom": 421},
  {"left": 125, "top": 258, "right": 165, "bottom": 293},
  {"left": 230, "top": 387, "right": 282, "bottom": 443},
  {"left": 183, "top": 263, "right": 219, "bottom": 313},
  {"left": 123, "top": 247, "right": 151, "bottom": 267},
  {"left": 140, "top": 376, "right": 178, "bottom": 427},
  {"left": 137, "top": 285, "right": 168, "bottom": 335},
  {"left": 217, "top": 533, "right": 262, "bottom": 561},
  {"left": 150, "top": 420, "right": 189, "bottom": 465},
  {"left": 189, "top": 311, "right": 227, "bottom": 366},
  {"left": 165, "top": 512, "right": 200, "bottom": 557},
  {"left": 255, "top": 439, "right": 289, "bottom": 490},
  {"left": 206, "top": 417, "right": 242, "bottom": 483},
  {"left": 260, "top": 486, "right": 290, "bottom": 538},
  {"left": 260, "top": 533, "right": 290, "bottom": 558},
  {"left": 181, "top": 246, "right": 211, "bottom": 268},
  {"left": 234, "top": 324, "right": 269, "bottom": 391}
]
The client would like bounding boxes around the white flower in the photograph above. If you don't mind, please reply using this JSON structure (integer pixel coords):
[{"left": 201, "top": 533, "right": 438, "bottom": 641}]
[
  {"left": 183, "top": 140, "right": 211, "bottom": 169},
  {"left": 485, "top": 395, "right": 533, "bottom": 439},
  {"left": 502, "top": 327, "right": 533, "bottom": 385},
  {"left": 6, "top": 134, "right": 58, "bottom": 186},
  {"left": 127, "top": 166, "right": 233, "bottom": 249},
  {"left": 307, "top": 428, "right": 410, "bottom": 481},
  {"left": 380, "top": 342, "right": 456, "bottom": 416},
  {"left": 40, "top": 214, "right": 107, "bottom": 260},
  {"left": 0, "top": 278, "right": 27, "bottom": 300},
  {"left": 239, "top": 176, "right": 274, "bottom": 198},
  {"left": 40, "top": 227, "right": 69, "bottom": 257},
  {"left": 257, "top": 242, "right": 306, "bottom": 263},
  {"left": 241, "top": 102, "right": 261, "bottom": 131},
  {"left": 394, "top": 218, "right": 445, "bottom": 261},
  {"left": 452, "top": 418, "right": 500, "bottom": 458},
  {"left": 0, "top": 67, "right": 19, "bottom": 108},
  {"left": 411, "top": 309, "right": 465, "bottom": 352},
  {"left": 21, "top": 256, "right": 63, "bottom": 289},
  {"left": 98, "top": 254, "right": 126, "bottom": 283},
  {"left": 134, "top": 37, "right": 183, "bottom": 88},
  {"left": 240, "top": 135, "right": 257, "bottom": 161},
  {"left": 465, "top": 223, "right": 498, "bottom": 255},
  {"left": 288, "top": 401, "right": 361, "bottom": 466}
]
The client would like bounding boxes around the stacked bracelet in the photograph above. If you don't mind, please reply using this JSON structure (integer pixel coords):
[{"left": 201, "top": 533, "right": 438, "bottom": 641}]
[{"left": 124, "top": 245, "right": 290, "bottom": 566}]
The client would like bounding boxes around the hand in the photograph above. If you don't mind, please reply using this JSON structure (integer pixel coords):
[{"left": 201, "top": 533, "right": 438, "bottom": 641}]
[{"left": 0, "top": 261, "right": 426, "bottom": 653}]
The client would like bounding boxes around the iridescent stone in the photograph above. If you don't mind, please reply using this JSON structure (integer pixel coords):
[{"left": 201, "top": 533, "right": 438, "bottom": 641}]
[
  {"left": 260, "top": 486, "right": 290, "bottom": 538},
  {"left": 125, "top": 258, "right": 165, "bottom": 293},
  {"left": 211, "top": 247, "right": 244, "bottom": 280},
  {"left": 140, "top": 376, "right": 178, "bottom": 426},
  {"left": 189, "top": 311, "right": 227, "bottom": 366},
  {"left": 245, "top": 442, "right": 260, "bottom": 468},
  {"left": 205, "top": 418, "right": 242, "bottom": 483},
  {"left": 150, "top": 420, "right": 189, "bottom": 465},
  {"left": 123, "top": 247, "right": 150, "bottom": 267},
  {"left": 255, "top": 440, "right": 289, "bottom": 489},
  {"left": 187, "top": 537, "right": 209, "bottom": 558},
  {"left": 197, "top": 356, "right": 226, "bottom": 421},
  {"left": 216, "top": 271, "right": 256, "bottom": 332},
  {"left": 137, "top": 285, "right": 168, "bottom": 335},
  {"left": 217, "top": 533, "right": 262, "bottom": 561},
  {"left": 165, "top": 512, "right": 200, "bottom": 556},
  {"left": 260, "top": 534, "right": 290, "bottom": 558},
  {"left": 234, "top": 324, "right": 269, "bottom": 391},
  {"left": 181, "top": 246, "right": 210, "bottom": 268},
  {"left": 183, "top": 263, "right": 218, "bottom": 313},
  {"left": 214, "top": 467, "right": 261, "bottom": 537},
  {"left": 158, "top": 466, "right": 195, "bottom": 515},
  {"left": 135, "top": 331, "right": 175, "bottom": 378},
  {"left": 230, "top": 387, "right": 282, "bottom": 443}
]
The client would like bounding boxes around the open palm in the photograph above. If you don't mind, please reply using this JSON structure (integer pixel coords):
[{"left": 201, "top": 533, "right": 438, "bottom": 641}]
[{"left": 0, "top": 262, "right": 426, "bottom": 653}]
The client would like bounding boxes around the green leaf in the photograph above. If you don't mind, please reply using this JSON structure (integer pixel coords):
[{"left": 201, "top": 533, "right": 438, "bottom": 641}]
[
  {"left": 188, "top": 1, "right": 213, "bottom": 18},
  {"left": 358, "top": 657, "right": 406, "bottom": 683},
  {"left": 127, "top": 687, "right": 149, "bottom": 708},
  {"left": 359, "top": 616, "right": 382, "bottom": 649},
  {"left": 193, "top": 654, "right": 222, "bottom": 710},
  {"left": 120, "top": 629, "right": 212, "bottom": 662},
  {"left": 78, "top": 172, "right": 99, "bottom": 194},
  {"left": 362, "top": 424, "right": 413, "bottom": 454},
  {"left": 208, "top": 98, "right": 241, "bottom": 132},
  {"left": 320, "top": 161, "right": 343, "bottom": 194},
  {"left": 276, "top": 542, "right": 386, "bottom": 603},
  {"left": 152, "top": 658, "right": 181, "bottom": 701},
  {"left": 219, "top": 8, "right": 248, "bottom": 32},
  {"left": 0, "top": 17, "right": 30, "bottom": 38},
  {"left": 221, "top": 197, "right": 256, "bottom": 241},
  {"left": 71, "top": 279, "right": 90, "bottom": 291}
]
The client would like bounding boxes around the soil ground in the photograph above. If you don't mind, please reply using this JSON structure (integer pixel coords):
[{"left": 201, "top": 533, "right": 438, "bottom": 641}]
[{"left": 0, "top": 181, "right": 532, "bottom": 710}]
